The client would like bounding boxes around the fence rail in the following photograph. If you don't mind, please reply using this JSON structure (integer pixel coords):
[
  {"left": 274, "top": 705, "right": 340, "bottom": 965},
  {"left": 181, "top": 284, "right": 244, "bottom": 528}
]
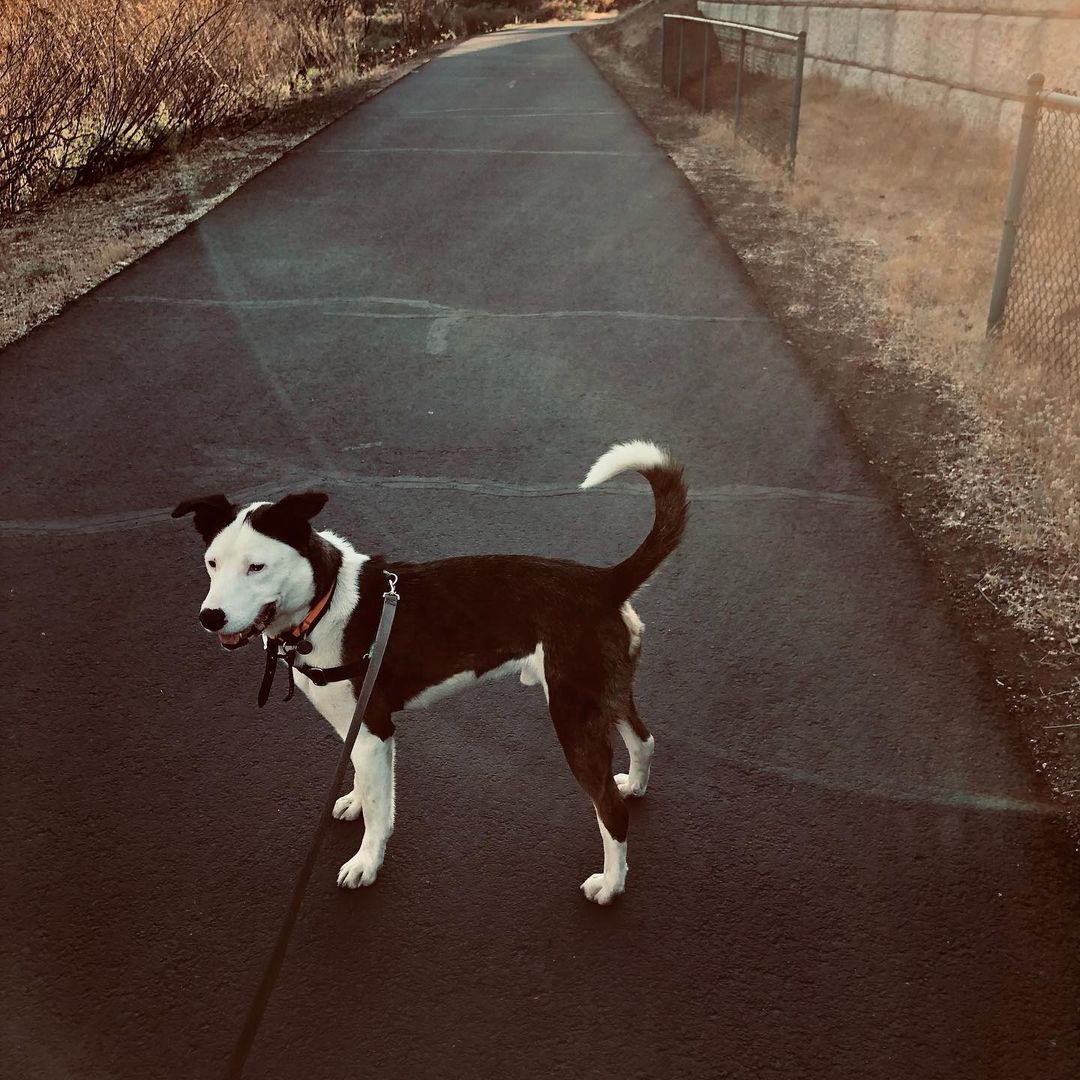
[
  {"left": 660, "top": 14, "right": 806, "bottom": 173},
  {"left": 988, "top": 74, "right": 1080, "bottom": 388}
]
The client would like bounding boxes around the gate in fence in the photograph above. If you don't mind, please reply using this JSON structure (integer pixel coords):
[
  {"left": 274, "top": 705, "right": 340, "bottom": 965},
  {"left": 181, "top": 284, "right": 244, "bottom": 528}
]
[
  {"left": 660, "top": 13, "right": 806, "bottom": 174},
  {"left": 988, "top": 73, "right": 1080, "bottom": 389}
]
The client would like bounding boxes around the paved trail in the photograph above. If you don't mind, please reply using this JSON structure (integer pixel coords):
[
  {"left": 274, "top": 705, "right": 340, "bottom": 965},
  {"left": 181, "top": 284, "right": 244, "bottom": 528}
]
[{"left": 2, "top": 23, "right": 1079, "bottom": 1080}]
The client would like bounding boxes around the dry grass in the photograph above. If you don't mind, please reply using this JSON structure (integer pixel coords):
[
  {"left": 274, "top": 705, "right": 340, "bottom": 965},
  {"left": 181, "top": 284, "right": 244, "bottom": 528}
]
[
  {"left": 789, "top": 77, "right": 1011, "bottom": 324},
  {"left": 695, "top": 80, "right": 1010, "bottom": 353}
]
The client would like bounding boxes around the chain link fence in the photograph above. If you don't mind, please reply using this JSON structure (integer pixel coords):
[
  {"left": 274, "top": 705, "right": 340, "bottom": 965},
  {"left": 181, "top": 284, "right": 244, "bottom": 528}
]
[
  {"left": 660, "top": 14, "right": 805, "bottom": 173},
  {"left": 988, "top": 75, "right": 1080, "bottom": 387}
]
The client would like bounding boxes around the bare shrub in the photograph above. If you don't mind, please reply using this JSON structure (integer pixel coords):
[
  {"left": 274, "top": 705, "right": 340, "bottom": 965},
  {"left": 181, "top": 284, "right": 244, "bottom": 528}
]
[
  {"left": 1, "top": 0, "right": 243, "bottom": 206},
  {"left": 455, "top": 5, "right": 521, "bottom": 34},
  {"left": 74, "top": 0, "right": 242, "bottom": 183},
  {"left": 0, "top": 3, "right": 98, "bottom": 212},
  {"left": 254, "top": 0, "right": 381, "bottom": 93},
  {"left": 535, "top": 0, "right": 618, "bottom": 19}
]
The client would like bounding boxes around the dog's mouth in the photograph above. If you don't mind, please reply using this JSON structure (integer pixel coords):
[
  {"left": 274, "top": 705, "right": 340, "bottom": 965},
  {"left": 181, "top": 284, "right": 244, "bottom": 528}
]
[{"left": 218, "top": 603, "right": 277, "bottom": 651}]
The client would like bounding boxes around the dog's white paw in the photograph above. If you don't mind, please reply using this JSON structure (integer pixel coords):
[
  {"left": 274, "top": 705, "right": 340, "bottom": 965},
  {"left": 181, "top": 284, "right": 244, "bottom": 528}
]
[
  {"left": 580, "top": 872, "right": 623, "bottom": 906},
  {"left": 332, "top": 791, "right": 363, "bottom": 821},
  {"left": 337, "top": 852, "right": 380, "bottom": 889},
  {"left": 614, "top": 772, "right": 647, "bottom": 797}
]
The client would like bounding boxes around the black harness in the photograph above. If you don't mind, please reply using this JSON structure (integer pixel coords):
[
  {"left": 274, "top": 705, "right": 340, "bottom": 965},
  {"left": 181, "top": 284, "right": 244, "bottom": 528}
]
[{"left": 257, "top": 571, "right": 397, "bottom": 706}]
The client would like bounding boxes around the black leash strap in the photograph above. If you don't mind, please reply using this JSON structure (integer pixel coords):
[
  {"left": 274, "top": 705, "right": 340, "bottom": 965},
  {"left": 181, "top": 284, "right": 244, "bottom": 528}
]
[
  {"left": 257, "top": 641, "right": 280, "bottom": 708},
  {"left": 294, "top": 655, "right": 371, "bottom": 686},
  {"left": 225, "top": 580, "right": 400, "bottom": 1079},
  {"left": 257, "top": 640, "right": 301, "bottom": 706}
]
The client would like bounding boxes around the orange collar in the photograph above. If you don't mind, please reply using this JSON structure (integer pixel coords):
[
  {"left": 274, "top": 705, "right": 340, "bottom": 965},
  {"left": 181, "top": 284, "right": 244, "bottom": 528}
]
[{"left": 287, "top": 586, "right": 335, "bottom": 641}]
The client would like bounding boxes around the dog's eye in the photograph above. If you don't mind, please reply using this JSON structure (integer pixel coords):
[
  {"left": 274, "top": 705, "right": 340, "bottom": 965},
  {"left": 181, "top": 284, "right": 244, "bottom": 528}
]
[
  {"left": 248, "top": 563, "right": 265, "bottom": 573},
  {"left": 207, "top": 559, "right": 216, "bottom": 569}
]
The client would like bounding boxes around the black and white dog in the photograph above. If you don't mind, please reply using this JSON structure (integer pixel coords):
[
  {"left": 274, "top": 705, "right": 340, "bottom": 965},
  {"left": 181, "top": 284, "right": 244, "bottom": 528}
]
[{"left": 173, "top": 441, "right": 687, "bottom": 904}]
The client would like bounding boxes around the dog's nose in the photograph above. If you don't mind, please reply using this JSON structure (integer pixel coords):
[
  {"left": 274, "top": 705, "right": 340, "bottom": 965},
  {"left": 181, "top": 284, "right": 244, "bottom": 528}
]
[{"left": 199, "top": 608, "right": 226, "bottom": 632}]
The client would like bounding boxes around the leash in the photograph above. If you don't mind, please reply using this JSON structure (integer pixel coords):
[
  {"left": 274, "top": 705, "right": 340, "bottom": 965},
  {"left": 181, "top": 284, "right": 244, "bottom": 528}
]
[{"left": 225, "top": 572, "right": 400, "bottom": 1079}]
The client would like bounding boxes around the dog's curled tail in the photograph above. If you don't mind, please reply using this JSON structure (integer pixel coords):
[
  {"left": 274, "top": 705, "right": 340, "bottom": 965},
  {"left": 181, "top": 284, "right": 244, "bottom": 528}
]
[{"left": 581, "top": 440, "right": 688, "bottom": 601}]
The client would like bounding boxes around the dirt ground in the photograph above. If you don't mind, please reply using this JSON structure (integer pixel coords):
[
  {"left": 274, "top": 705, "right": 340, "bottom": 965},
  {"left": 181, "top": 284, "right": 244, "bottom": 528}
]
[{"left": 578, "top": 8, "right": 1080, "bottom": 842}]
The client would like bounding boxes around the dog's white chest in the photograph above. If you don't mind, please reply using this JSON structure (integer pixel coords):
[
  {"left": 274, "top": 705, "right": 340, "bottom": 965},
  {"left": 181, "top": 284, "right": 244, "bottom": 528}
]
[{"left": 291, "top": 668, "right": 357, "bottom": 736}]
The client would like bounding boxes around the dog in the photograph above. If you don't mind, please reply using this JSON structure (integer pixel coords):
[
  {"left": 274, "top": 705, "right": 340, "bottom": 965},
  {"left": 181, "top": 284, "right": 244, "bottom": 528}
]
[{"left": 173, "top": 441, "right": 687, "bottom": 904}]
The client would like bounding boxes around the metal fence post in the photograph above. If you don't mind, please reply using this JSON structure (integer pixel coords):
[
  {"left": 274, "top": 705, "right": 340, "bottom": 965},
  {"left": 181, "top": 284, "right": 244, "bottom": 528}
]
[
  {"left": 701, "top": 26, "right": 710, "bottom": 113},
  {"left": 987, "top": 71, "right": 1045, "bottom": 334},
  {"left": 661, "top": 16, "right": 667, "bottom": 90},
  {"left": 786, "top": 31, "right": 807, "bottom": 175},
  {"left": 734, "top": 28, "right": 746, "bottom": 133},
  {"left": 676, "top": 20, "right": 685, "bottom": 100}
]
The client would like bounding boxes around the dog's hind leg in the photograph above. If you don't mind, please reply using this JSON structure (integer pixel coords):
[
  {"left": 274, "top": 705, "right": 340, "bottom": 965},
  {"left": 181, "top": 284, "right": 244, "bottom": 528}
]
[
  {"left": 614, "top": 695, "right": 654, "bottom": 798},
  {"left": 550, "top": 694, "right": 629, "bottom": 905}
]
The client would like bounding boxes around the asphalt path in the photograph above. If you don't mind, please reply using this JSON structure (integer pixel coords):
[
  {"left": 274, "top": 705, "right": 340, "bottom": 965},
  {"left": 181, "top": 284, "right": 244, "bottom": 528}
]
[{"left": 3, "top": 23, "right": 1079, "bottom": 1080}]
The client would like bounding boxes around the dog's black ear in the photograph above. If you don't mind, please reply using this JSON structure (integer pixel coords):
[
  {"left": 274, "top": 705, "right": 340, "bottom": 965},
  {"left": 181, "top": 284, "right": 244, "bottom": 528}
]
[
  {"left": 270, "top": 491, "right": 329, "bottom": 522},
  {"left": 249, "top": 491, "right": 328, "bottom": 551},
  {"left": 171, "top": 494, "right": 237, "bottom": 546}
]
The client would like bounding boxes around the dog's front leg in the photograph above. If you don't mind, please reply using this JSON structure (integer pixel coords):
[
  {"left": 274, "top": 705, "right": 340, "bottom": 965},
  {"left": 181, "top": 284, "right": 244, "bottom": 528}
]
[
  {"left": 336, "top": 721, "right": 395, "bottom": 889},
  {"left": 308, "top": 682, "right": 396, "bottom": 888}
]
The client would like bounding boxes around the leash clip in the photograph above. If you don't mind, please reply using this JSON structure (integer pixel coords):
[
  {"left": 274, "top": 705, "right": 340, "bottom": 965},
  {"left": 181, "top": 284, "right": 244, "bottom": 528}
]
[{"left": 383, "top": 571, "right": 399, "bottom": 599}]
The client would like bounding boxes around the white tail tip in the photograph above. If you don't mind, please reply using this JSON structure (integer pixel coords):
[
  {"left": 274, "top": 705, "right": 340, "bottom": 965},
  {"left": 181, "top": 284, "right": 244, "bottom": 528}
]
[{"left": 580, "top": 441, "right": 670, "bottom": 489}]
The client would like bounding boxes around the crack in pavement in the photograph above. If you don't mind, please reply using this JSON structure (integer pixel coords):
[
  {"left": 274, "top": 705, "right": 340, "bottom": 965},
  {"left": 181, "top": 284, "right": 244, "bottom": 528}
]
[
  {"left": 392, "top": 110, "right": 623, "bottom": 118},
  {"left": 0, "top": 478, "right": 882, "bottom": 536},
  {"left": 98, "top": 294, "right": 770, "bottom": 324},
  {"left": 317, "top": 146, "right": 651, "bottom": 156}
]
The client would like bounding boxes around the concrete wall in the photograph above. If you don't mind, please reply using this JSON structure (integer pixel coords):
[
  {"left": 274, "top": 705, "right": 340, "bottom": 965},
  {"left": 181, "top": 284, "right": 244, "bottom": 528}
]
[{"left": 696, "top": 0, "right": 1080, "bottom": 138}]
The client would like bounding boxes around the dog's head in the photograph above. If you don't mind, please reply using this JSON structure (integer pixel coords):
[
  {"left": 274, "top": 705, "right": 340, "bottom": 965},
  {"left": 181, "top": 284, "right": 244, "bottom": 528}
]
[{"left": 172, "top": 491, "right": 328, "bottom": 649}]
